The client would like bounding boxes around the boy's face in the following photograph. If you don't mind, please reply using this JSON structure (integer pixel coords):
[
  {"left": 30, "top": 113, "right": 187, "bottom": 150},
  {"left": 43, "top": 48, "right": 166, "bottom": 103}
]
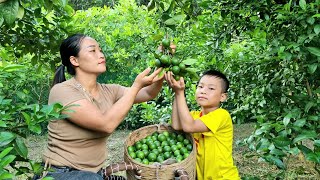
[{"left": 195, "top": 75, "right": 227, "bottom": 109}]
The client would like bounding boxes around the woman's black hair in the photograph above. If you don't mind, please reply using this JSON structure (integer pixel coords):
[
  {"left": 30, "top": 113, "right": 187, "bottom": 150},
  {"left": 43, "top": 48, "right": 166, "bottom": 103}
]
[
  {"left": 51, "top": 34, "right": 87, "bottom": 87},
  {"left": 198, "top": 70, "right": 230, "bottom": 93}
]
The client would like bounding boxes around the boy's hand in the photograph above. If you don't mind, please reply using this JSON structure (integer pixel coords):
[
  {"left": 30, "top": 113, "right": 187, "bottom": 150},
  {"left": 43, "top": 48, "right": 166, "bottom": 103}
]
[
  {"left": 132, "top": 67, "right": 163, "bottom": 89},
  {"left": 165, "top": 71, "right": 185, "bottom": 92}
]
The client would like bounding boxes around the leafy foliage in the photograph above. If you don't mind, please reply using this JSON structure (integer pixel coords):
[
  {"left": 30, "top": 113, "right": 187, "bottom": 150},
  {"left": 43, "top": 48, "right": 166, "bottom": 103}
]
[{"left": 0, "top": 63, "right": 67, "bottom": 179}]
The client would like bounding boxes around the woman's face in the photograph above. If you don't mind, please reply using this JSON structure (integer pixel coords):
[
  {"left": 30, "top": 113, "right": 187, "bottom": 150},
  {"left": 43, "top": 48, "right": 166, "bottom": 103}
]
[{"left": 72, "top": 37, "right": 106, "bottom": 75}]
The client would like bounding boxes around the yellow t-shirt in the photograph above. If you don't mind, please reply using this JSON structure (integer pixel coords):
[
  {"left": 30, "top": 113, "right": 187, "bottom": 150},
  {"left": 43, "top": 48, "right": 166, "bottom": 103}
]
[{"left": 191, "top": 108, "right": 240, "bottom": 180}]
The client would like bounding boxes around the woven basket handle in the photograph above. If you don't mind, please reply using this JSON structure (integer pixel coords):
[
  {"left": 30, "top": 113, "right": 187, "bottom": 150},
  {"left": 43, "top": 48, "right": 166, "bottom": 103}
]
[
  {"left": 102, "top": 162, "right": 142, "bottom": 180},
  {"left": 174, "top": 168, "right": 189, "bottom": 180}
]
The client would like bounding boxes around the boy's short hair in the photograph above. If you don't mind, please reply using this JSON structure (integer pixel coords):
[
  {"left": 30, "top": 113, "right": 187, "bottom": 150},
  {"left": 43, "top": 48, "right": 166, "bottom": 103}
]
[{"left": 199, "top": 70, "right": 230, "bottom": 93}]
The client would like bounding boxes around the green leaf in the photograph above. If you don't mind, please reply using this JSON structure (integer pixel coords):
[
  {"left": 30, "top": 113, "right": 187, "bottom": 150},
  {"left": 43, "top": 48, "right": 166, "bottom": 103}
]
[
  {"left": 182, "top": 58, "right": 197, "bottom": 65},
  {"left": 0, "top": 120, "right": 6, "bottom": 127},
  {"left": 298, "top": 144, "right": 312, "bottom": 156},
  {"left": 306, "top": 47, "right": 320, "bottom": 57},
  {"left": 293, "top": 118, "right": 306, "bottom": 127},
  {"left": 0, "top": 147, "right": 13, "bottom": 159},
  {"left": 43, "top": 177, "right": 55, "bottom": 180},
  {"left": 293, "top": 131, "right": 317, "bottom": 144},
  {"left": 29, "top": 124, "right": 41, "bottom": 134},
  {"left": 304, "top": 102, "right": 314, "bottom": 112},
  {"left": 164, "top": 14, "right": 186, "bottom": 26},
  {"left": 306, "top": 153, "right": 320, "bottom": 163},
  {"left": 308, "top": 115, "right": 318, "bottom": 121},
  {"left": 264, "top": 155, "right": 286, "bottom": 169},
  {"left": 270, "top": 148, "right": 286, "bottom": 156},
  {"left": 299, "top": 0, "right": 306, "bottom": 10},
  {"left": 273, "top": 136, "right": 291, "bottom": 147},
  {"left": 283, "top": 113, "right": 291, "bottom": 126},
  {"left": 313, "top": 14, "right": 320, "bottom": 18},
  {"left": 0, "top": 0, "right": 19, "bottom": 25},
  {"left": 314, "top": 24, "right": 320, "bottom": 34},
  {"left": 14, "top": 137, "right": 28, "bottom": 159},
  {"left": 22, "top": 112, "right": 31, "bottom": 125},
  {"left": 0, "top": 172, "right": 14, "bottom": 179},
  {"left": 2, "top": 64, "right": 25, "bottom": 72},
  {"left": 0, "top": 132, "right": 16, "bottom": 147},
  {"left": 16, "top": 5, "right": 24, "bottom": 19},
  {"left": 0, "top": 15, "right": 4, "bottom": 27},
  {"left": 0, "top": 154, "right": 16, "bottom": 167},
  {"left": 306, "top": 17, "right": 315, "bottom": 25},
  {"left": 147, "top": 0, "right": 155, "bottom": 11},
  {"left": 308, "top": 64, "right": 317, "bottom": 74}
]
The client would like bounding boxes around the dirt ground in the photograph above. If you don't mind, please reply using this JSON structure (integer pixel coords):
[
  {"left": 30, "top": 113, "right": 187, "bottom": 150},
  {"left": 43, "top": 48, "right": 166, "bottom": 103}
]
[{"left": 25, "top": 123, "right": 318, "bottom": 180}]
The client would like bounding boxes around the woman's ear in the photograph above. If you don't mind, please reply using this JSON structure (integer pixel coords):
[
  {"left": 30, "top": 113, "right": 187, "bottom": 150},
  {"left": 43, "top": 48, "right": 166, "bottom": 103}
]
[
  {"left": 70, "top": 56, "right": 79, "bottom": 67},
  {"left": 220, "top": 93, "right": 228, "bottom": 102}
]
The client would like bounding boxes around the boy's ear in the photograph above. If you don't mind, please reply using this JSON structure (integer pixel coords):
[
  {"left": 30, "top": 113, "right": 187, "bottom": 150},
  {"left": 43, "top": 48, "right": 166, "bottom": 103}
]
[
  {"left": 70, "top": 56, "right": 79, "bottom": 67},
  {"left": 220, "top": 93, "right": 228, "bottom": 102}
]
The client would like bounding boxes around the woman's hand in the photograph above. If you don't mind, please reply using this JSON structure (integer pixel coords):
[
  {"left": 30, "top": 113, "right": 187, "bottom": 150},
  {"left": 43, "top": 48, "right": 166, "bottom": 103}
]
[
  {"left": 132, "top": 67, "right": 163, "bottom": 90},
  {"left": 165, "top": 71, "right": 185, "bottom": 93}
]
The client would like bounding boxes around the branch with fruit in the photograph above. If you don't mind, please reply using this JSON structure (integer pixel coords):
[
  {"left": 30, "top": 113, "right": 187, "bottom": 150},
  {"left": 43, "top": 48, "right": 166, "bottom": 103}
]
[{"left": 152, "top": 37, "right": 198, "bottom": 81}]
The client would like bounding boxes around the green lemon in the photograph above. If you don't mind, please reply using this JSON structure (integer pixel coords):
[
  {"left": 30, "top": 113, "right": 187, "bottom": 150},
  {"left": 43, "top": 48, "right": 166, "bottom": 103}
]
[
  {"left": 174, "top": 149, "right": 181, "bottom": 157},
  {"left": 154, "top": 140, "right": 161, "bottom": 147},
  {"left": 172, "top": 66, "right": 180, "bottom": 75},
  {"left": 141, "top": 138, "right": 147, "bottom": 144},
  {"left": 157, "top": 147, "right": 163, "bottom": 153},
  {"left": 142, "top": 149, "right": 149, "bottom": 157},
  {"left": 160, "top": 55, "right": 170, "bottom": 65},
  {"left": 151, "top": 135, "right": 158, "bottom": 141},
  {"left": 149, "top": 143, "right": 157, "bottom": 150},
  {"left": 162, "top": 131, "right": 169, "bottom": 137},
  {"left": 161, "top": 141, "right": 169, "bottom": 147},
  {"left": 174, "top": 75, "right": 181, "bottom": 81},
  {"left": 156, "top": 155, "right": 165, "bottom": 163},
  {"left": 162, "top": 38, "right": 170, "bottom": 48},
  {"left": 147, "top": 152, "right": 157, "bottom": 162},
  {"left": 154, "top": 59, "right": 161, "bottom": 67},
  {"left": 136, "top": 151, "right": 145, "bottom": 159},
  {"left": 186, "top": 144, "right": 193, "bottom": 151},
  {"left": 163, "top": 145, "right": 171, "bottom": 152},
  {"left": 171, "top": 145, "right": 178, "bottom": 152},
  {"left": 129, "top": 152, "right": 136, "bottom": 159},
  {"left": 146, "top": 140, "right": 153, "bottom": 147},
  {"left": 170, "top": 132, "right": 177, "bottom": 140},
  {"left": 151, "top": 149, "right": 160, "bottom": 156},
  {"left": 134, "top": 158, "right": 142, "bottom": 163},
  {"left": 183, "top": 138, "right": 191, "bottom": 145},
  {"left": 183, "top": 153, "right": 189, "bottom": 159},
  {"left": 177, "top": 134, "right": 184, "bottom": 142},
  {"left": 178, "top": 63, "right": 186, "bottom": 71},
  {"left": 168, "top": 139, "right": 177, "bottom": 146},
  {"left": 171, "top": 57, "right": 180, "bottom": 66},
  {"left": 141, "top": 144, "right": 149, "bottom": 151},
  {"left": 176, "top": 142, "right": 183, "bottom": 149},
  {"left": 180, "top": 147, "right": 188, "bottom": 155},
  {"left": 163, "top": 151, "right": 171, "bottom": 159},
  {"left": 158, "top": 134, "right": 167, "bottom": 142},
  {"left": 142, "top": 158, "right": 149, "bottom": 165},
  {"left": 135, "top": 142, "right": 142, "bottom": 150},
  {"left": 127, "top": 146, "right": 135, "bottom": 152},
  {"left": 176, "top": 155, "right": 183, "bottom": 162}
]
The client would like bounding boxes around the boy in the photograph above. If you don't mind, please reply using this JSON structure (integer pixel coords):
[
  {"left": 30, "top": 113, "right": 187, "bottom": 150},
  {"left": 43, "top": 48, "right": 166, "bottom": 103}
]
[{"left": 165, "top": 70, "right": 240, "bottom": 180}]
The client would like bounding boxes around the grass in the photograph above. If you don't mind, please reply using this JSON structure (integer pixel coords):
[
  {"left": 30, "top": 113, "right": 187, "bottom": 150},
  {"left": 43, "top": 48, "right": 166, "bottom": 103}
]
[{"left": 23, "top": 123, "right": 319, "bottom": 180}]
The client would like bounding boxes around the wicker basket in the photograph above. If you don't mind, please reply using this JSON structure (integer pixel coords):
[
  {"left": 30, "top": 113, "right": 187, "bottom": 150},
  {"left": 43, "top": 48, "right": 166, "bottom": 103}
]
[{"left": 123, "top": 124, "right": 196, "bottom": 180}]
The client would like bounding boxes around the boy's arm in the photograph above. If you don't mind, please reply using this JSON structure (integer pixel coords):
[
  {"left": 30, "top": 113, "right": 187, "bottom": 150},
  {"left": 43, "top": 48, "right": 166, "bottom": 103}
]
[
  {"left": 175, "top": 91, "right": 210, "bottom": 133},
  {"left": 171, "top": 94, "right": 182, "bottom": 130}
]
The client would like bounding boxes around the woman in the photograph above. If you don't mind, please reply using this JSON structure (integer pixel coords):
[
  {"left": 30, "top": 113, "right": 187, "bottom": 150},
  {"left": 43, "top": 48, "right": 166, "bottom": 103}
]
[{"left": 39, "top": 34, "right": 164, "bottom": 179}]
